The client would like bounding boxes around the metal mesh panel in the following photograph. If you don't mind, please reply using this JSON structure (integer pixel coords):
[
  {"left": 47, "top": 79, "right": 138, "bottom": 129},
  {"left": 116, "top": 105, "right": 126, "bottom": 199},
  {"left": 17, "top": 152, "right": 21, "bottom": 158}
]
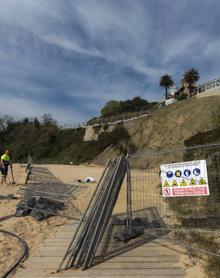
[{"left": 129, "top": 143, "right": 220, "bottom": 230}]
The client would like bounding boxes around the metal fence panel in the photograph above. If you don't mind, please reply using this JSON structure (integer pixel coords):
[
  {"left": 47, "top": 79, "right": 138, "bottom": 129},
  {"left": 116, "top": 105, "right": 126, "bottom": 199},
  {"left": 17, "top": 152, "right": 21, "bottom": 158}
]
[{"left": 129, "top": 143, "right": 220, "bottom": 231}]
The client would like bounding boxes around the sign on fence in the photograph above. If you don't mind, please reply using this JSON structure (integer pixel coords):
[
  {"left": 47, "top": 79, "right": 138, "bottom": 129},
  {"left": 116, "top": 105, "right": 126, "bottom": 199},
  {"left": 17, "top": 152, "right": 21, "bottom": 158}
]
[{"left": 160, "top": 160, "right": 209, "bottom": 197}]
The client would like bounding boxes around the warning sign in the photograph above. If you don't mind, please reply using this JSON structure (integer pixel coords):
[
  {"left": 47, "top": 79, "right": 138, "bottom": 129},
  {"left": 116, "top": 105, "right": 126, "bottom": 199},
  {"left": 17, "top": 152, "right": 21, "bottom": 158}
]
[
  {"left": 163, "top": 188, "right": 171, "bottom": 196},
  {"left": 160, "top": 160, "right": 209, "bottom": 197},
  {"left": 163, "top": 180, "right": 170, "bottom": 187},
  {"left": 199, "top": 178, "right": 206, "bottom": 185},
  {"left": 172, "top": 180, "right": 178, "bottom": 187},
  {"left": 189, "top": 179, "right": 196, "bottom": 186},
  {"left": 180, "top": 179, "right": 187, "bottom": 186}
]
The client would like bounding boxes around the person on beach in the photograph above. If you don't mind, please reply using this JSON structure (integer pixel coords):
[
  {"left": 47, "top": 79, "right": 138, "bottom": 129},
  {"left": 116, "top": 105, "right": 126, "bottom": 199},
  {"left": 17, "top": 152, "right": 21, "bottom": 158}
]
[{"left": 0, "top": 150, "right": 12, "bottom": 185}]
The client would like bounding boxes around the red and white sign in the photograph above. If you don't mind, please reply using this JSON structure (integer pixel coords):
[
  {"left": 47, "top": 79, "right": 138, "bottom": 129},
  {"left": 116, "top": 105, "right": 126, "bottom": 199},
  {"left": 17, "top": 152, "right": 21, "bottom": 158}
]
[{"left": 160, "top": 160, "right": 209, "bottom": 197}]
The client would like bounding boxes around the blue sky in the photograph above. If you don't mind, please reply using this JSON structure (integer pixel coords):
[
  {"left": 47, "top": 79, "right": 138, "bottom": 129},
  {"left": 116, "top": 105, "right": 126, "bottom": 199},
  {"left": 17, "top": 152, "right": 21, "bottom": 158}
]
[{"left": 0, "top": 0, "right": 219, "bottom": 124}]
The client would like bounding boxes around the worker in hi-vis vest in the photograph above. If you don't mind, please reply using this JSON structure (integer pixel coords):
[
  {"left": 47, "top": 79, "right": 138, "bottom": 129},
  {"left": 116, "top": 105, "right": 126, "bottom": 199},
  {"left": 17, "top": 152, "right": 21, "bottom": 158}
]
[{"left": 0, "top": 150, "right": 12, "bottom": 185}]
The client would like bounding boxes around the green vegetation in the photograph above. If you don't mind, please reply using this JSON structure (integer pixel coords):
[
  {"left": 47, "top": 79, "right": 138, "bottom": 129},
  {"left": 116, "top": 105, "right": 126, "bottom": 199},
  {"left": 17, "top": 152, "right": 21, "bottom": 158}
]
[
  {"left": 101, "top": 97, "right": 157, "bottom": 118},
  {"left": 100, "top": 97, "right": 157, "bottom": 118},
  {"left": 0, "top": 116, "right": 131, "bottom": 164},
  {"left": 159, "top": 74, "right": 174, "bottom": 100},
  {"left": 206, "top": 255, "right": 220, "bottom": 278},
  {"left": 101, "top": 100, "right": 122, "bottom": 117},
  {"left": 87, "top": 96, "right": 157, "bottom": 125},
  {"left": 174, "top": 93, "right": 188, "bottom": 101}
]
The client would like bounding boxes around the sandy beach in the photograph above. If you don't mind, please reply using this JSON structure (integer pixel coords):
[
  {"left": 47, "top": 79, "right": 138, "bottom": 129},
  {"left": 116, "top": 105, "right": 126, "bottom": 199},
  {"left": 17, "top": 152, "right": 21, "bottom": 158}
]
[{"left": 0, "top": 164, "right": 104, "bottom": 276}]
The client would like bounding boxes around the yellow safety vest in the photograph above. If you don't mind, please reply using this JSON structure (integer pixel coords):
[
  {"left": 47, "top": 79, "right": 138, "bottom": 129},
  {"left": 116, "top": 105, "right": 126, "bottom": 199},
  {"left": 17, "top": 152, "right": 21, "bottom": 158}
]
[{"left": 1, "top": 154, "right": 10, "bottom": 162}]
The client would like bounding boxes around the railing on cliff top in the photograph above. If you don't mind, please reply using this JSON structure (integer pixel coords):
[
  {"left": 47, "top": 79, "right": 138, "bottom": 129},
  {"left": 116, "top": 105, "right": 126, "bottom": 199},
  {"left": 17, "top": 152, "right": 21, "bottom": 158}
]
[
  {"left": 85, "top": 109, "right": 153, "bottom": 127},
  {"left": 197, "top": 77, "right": 220, "bottom": 93}
]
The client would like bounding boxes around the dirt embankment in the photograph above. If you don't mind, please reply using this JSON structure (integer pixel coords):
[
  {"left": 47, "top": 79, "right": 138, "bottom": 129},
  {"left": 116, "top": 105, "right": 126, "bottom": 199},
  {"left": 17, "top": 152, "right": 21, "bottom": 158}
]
[
  {"left": 128, "top": 96, "right": 220, "bottom": 150},
  {"left": 93, "top": 96, "right": 220, "bottom": 164}
]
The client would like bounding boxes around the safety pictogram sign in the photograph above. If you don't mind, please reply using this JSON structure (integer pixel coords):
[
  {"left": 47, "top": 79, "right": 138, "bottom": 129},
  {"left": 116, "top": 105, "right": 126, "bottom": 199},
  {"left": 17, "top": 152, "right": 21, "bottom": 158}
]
[
  {"left": 193, "top": 168, "right": 201, "bottom": 176},
  {"left": 163, "top": 180, "right": 170, "bottom": 187},
  {"left": 199, "top": 178, "right": 206, "bottom": 185},
  {"left": 163, "top": 188, "right": 171, "bottom": 196},
  {"left": 189, "top": 178, "right": 196, "bottom": 186},
  {"left": 172, "top": 180, "right": 178, "bottom": 187},
  {"left": 160, "top": 160, "right": 209, "bottom": 197},
  {"left": 175, "top": 170, "right": 182, "bottom": 177},
  {"left": 180, "top": 179, "right": 187, "bottom": 186},
  {"left": 166, "top": 171, "right": 173, "bottom": 178},
  {"left": 184, "top": 169, "right": 191, "bottom": 177}
]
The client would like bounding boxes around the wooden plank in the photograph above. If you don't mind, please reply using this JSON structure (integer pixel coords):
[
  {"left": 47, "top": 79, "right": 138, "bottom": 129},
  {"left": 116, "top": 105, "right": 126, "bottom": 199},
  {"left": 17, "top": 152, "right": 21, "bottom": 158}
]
[
  {"left": 15, "top": 268, "right": 185, "bottom": 276},
  {"left": 21, "top": 255, "right": 178, "bottom": 264},
  {"left": 90, "top": 262, "right": 181, "bottom": 269},
  {"left": 33, "top": 250, "right": 178, "bottom": 257},
  {"left": 106, "top": 255, "right": 179, "bottom": 262},
  {"left": 44, "top": 240, "right": 168, "bottom": 246},
  {"left": 95, "top": 243, "right": 176, "bottom": 251},
  {"left": 20, "top": 261, "right": 181, "bottom": 270},
  {"left": 35, "top": 246, "right": 177, "bottom": 254},
  {"left": 16, "top": 272, "right": 185, "bottom": 278}
]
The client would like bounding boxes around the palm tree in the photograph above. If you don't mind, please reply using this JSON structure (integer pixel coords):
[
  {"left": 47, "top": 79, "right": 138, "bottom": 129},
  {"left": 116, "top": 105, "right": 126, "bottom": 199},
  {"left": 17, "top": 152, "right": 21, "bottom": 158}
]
[
  {"left": 182, "top": 68, "right": 200, "bottom": 97},
  {"left": 159, "top": 75, "right": 174, "bottom": 100}
]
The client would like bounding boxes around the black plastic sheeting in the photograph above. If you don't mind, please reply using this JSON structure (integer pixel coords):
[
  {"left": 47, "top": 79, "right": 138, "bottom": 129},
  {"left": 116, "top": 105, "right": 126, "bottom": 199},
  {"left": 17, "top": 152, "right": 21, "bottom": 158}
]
[
  {"left": 15, "top": 197, "right": 64, "bottom": 221},
  {"left": 114, "top": 228, "right": 144, "bottom": 242},
  {"left": 0, "top": 194, "right": 18, "bottom": 200}
]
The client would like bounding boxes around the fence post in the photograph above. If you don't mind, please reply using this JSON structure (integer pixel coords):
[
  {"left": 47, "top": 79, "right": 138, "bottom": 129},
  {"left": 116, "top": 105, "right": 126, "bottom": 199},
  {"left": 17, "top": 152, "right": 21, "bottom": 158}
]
[
  {"left": 25, "top": 155, "right": 32, "bottom": 184},
  {"left": 126, "top": 152, "right": 132, "bottom": 232}
]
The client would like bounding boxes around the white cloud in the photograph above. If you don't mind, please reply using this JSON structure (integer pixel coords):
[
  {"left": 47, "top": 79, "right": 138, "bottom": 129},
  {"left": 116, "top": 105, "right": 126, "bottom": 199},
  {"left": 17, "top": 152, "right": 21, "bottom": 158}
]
[
  {"left": 0, "top": 0, "right": 161, "bottom": 79},
  {"left": 162, "top": 32, "right": 201, "bottom": 64},
  {"left": 0, "top": 0, "right": 220, "bottom": 123},
  {"left": 202, "top": 39, "right": 220, "bottom": 57}
]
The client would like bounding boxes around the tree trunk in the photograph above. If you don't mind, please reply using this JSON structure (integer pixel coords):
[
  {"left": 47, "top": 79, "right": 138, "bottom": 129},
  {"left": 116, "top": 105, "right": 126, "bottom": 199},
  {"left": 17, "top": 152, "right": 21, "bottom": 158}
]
[
  {"left": 165, "top": 87, "right": 168, "bottom": 100},
  {"left": 188, "top": 83, "right": 192, "bottom": 98}
]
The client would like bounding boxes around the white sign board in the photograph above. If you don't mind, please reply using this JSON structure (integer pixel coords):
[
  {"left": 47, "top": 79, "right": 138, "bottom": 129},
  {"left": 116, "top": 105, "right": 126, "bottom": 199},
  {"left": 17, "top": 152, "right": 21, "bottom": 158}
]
[{"left": 160, "top": 160, "right": 209, "bottom": 197}]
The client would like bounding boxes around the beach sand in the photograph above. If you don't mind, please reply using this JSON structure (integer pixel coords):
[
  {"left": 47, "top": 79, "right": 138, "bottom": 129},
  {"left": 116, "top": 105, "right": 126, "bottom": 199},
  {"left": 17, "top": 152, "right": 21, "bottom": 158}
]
[{"left": 0, "top": 164, "right": 108, "bottom": 276}]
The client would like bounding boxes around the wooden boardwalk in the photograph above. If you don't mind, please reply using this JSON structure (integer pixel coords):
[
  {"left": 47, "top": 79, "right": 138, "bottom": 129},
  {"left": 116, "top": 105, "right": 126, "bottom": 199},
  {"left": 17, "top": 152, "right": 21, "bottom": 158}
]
[{"left": 15, "top": 222, "right": 186, "bottom": 278}]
